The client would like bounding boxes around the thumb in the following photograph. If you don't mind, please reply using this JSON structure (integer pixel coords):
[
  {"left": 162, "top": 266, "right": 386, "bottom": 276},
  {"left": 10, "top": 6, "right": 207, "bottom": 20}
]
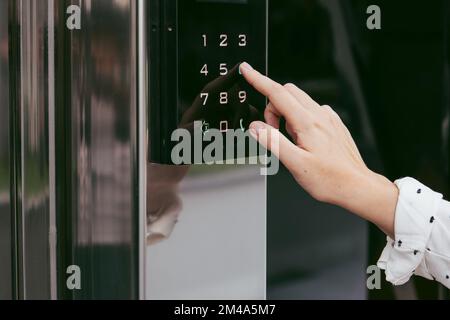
[{"left": 249, "top": 121, "right": 306, "bottom": 171}]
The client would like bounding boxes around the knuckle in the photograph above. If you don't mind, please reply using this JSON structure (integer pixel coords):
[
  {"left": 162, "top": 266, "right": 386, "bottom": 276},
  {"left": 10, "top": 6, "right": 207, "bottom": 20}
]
[
  {"left": 322, "top": 104, "right": 332, "bottom": 112},
  {"left": 283, "top": 83, "right": 297, "bottom": 90},
  {"left": 322, "top": 105, "right": 335, "bottom": 116},
  {"left": 323, "top": 105, "right": 338, "bottom": 117},
  {"left": 322, "top": 105, "right": 338, "bottom": 122}
]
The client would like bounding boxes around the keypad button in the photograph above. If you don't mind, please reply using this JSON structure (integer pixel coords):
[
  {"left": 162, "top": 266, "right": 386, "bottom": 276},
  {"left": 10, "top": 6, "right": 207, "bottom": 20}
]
[{"left": 220, "top": 121, "right": 229, "bottom": 133}]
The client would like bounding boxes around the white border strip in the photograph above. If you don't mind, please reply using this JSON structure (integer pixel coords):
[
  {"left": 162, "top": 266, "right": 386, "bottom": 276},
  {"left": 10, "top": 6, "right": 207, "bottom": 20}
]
[
  {"left": 137, "top": 0, "right": 147, "bottom": 300},
  {"left": 47, "top": 0, "right": 57, "bottom": 301},
  {"left": 263, "top": 0, "right": 268, "bottom": 301}
]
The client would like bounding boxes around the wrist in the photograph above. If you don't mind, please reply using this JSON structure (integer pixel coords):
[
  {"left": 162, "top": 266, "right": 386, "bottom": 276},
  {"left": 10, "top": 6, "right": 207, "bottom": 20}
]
[{"left": 339, "top": 169, "right": 399, "bottom": 237}]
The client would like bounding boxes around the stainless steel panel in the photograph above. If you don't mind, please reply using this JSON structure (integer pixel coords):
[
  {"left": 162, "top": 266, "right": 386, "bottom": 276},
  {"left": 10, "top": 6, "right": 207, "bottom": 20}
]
[
  {"left": 5, "top": 0, "right": 264, "bottom": 300},
  {"left": 16, "top": 0, "right": 55, "bottom": 299},
  {"left": 0, "top": 0, "right": 13, "bottom": 300},
  {"left": 66, "top": 0, "right": 139, "bottom": 299}
]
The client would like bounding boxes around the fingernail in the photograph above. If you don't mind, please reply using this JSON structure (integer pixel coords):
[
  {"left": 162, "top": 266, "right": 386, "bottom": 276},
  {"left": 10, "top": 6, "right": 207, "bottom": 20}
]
[
  {"left": 239, "top": 62, "right": 253, "bottom": 75},
  {"left": 249, "top": 122, "right": 265, "bottom": 138}
]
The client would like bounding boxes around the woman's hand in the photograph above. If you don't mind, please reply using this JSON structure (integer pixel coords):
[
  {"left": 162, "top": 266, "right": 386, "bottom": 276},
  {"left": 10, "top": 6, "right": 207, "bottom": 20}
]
[{"left": 240, "top": 62, "right": 399, "bottom": 237}]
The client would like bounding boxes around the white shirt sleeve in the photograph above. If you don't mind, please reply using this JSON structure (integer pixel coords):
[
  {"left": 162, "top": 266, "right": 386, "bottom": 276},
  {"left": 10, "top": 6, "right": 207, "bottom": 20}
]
[{"left": 377, "top": 177, "right": 450, "bottom": 289}]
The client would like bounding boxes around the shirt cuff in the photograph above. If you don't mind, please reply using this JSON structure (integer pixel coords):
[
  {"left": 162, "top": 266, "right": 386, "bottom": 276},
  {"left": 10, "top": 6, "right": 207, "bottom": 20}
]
[{"left": 377, "top": 177, "right": 443, "bottom": 286}]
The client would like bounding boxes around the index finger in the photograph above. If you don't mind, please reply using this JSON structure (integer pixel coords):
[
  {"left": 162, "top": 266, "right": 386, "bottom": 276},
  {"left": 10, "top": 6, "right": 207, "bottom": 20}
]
[{"left": 239, "top": 62, "right": 312, "bottom": 127}]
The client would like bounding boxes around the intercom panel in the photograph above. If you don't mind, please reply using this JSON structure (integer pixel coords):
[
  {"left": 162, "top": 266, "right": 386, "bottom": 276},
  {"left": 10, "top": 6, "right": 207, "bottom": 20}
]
[{"left": 149, "top": 0, "right": 268, "bottom": 164}]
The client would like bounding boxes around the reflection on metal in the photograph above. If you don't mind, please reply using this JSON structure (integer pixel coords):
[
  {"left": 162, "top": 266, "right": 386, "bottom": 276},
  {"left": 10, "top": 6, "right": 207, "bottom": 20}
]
[
  {"left": 0, "top": 0, "right": 13, "bottom": 300},
  {"left": 145, "top": 164, "right": 266, "bottom": 300},
  {"left": 64, "top": 0, "right": 139, "bottom": 299},
  {"left": 13, "top": 0, "right": 55, "bottom": 299},
  {"left": 319, "top": 0, "right": 376, "bottom": 149}
]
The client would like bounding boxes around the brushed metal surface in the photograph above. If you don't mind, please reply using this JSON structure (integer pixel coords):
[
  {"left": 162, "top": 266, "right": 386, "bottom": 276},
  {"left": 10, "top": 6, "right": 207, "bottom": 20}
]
[
  {"left": 65, "top": 0, "right": 139, "bottom": 299},
  {"left": 0, "top": 0, "right": 13, "bottom": 300},
  {"left": 14, "top": 0, "right": 54, "bottom": 299}
]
